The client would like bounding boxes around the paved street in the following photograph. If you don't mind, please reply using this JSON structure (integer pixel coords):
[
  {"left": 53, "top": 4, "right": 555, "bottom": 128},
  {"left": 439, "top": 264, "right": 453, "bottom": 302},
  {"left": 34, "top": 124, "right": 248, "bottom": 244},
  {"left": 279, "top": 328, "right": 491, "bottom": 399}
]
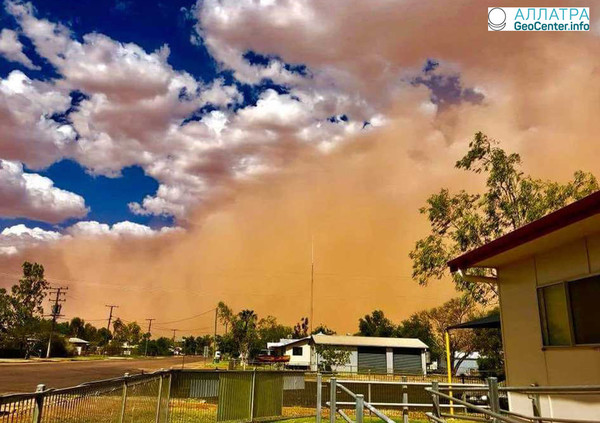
[{"left": 0, "top": 356, "right": 207, "bottom": 393}]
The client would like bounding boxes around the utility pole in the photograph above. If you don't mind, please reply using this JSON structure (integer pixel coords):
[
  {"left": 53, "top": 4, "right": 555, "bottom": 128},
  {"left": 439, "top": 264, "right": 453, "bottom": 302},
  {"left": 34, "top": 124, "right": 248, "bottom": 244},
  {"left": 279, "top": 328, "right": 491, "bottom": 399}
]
[
  {"left": 144, "top": 318, "right": 155, "bottom": 356},
  {"left": 105, "top": 305, "right": 119, "bottom": 332},
  {"left": 46, "top": 286, "right": 68, "bottom": 358},
  {"left": 214, "top": 307, "right": 218, "bottom": 356},
  {"left": 171, "top": 329, "right": 178, "bottom": 342},
  {"left": 310, "top": 235, "right": 315, "bottom": 334}
]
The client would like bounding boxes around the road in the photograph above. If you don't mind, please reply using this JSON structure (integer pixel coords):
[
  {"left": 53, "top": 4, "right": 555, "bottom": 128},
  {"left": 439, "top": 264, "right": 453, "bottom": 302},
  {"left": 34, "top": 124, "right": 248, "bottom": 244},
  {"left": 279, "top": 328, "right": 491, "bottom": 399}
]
[{"left": 0, "top": 356, "right": 207, "bottom": 393}]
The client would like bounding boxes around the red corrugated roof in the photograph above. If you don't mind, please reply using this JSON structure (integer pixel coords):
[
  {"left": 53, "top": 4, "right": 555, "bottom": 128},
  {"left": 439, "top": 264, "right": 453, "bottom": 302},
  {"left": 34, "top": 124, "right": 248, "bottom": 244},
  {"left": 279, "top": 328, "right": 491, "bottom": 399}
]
[{"left": 447, "top": 190, "right": 600, "bottom": 272}]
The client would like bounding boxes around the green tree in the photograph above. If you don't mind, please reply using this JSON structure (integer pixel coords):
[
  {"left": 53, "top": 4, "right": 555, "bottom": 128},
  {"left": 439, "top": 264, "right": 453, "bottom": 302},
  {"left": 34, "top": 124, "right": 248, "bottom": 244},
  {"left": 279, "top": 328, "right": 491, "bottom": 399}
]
[
  {"left": 0, "top": 262, "right": 49, "bottom": 357},
  {"left": 471, "top": 308, "right": 504, "bottom": 380},
  {"left": 425, "top": 296, "right": 477, "bottom": 375},
  {"left": 315, "top": 345, "right": 351, "bottom": 372},
  {"left": 257, "top": 316, "right": 292, "bottom": 344},
  {"left": 312, "top": 324, "right": 336, "bottom": 335},
  {"left": 69, "top": 317, "right": 85, "bottom": 338},
  {"left": 396, "top": 312, "right": 441, "bottom": 362},
  {"left": 232, "top": 309, "right": 258, "bottom": 365},
  {"left": 293, "top": 317, "right": 309, "bottom": 338},
  {"left": 217, "top": 301, "right": 234, "bottom": 334},
  {"left": 410, "top": 132, "right": 598, "bottom": 303},
  {"left": 358, "top": 310, "right": 395, "bottom": 337}
]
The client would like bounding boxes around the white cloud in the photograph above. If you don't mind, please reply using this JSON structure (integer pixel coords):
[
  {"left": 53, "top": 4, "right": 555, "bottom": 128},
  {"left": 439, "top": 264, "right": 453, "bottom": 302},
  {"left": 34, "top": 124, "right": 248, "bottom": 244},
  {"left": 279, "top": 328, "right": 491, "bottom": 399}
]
[
  {"left": 0, "top": 159, "right": 88, "bottom": 223},
  {"left": 0, "top": 220, "right": 184, "bottom": 255},
  {"left": 67, "top": 220, "right": 183, "bottom": 238},
  {"left": 0, "top": 28, "right": 38, "bottom": 69},
  {"left": 0, "top": 224, "right": 63, "bottom": 255},
  {"left": 2, "top": 1, "right": 387, "bottom": 220}
]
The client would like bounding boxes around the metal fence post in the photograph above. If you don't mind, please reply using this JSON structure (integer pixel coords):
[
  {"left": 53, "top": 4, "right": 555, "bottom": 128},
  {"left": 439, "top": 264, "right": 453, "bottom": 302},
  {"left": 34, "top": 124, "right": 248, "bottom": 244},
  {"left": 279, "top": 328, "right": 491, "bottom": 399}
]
[
  {"left": 431, "top": 381, "right": 441, "bottom": 419},
  {"left": 31, "top": 384, "right": 45, "bottom": 423},
  {"left": 329, "top": 377, "right": 337, "bottom": 423},
  {"left": 355, "top": 394, "right": 364, "bottom": 423},
  {"left": 530, "top": 383, "right": 541, "bottom": 419},
  {"left": 154, "top": 370, "right": 164, "bottom": 423},
  {"left": 402, "top": 376, "right": 408, "bottom": 423},
  {"left": 316, "top": 373, "right": 322, "bottom": 423},
  {"left": 119, "top": 373, "right": 129, "bottom": 423},
  {"left": 163, "top": 371, "right": 173, "bottom": 423},
  {"left": 487, "top": 377, "right": 500, "bottom": 423},
  {"left": 249, "top": 369, "right": 257, "bottom": 421}
]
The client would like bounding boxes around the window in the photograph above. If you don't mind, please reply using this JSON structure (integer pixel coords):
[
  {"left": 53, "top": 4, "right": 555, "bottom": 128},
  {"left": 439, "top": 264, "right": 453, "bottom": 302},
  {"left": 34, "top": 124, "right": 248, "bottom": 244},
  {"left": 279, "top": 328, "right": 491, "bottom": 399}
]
[
  {"left": 292, "top": 347, "right": 303, "bottom": 356},
  {"left": 538, "top": 275, "right": 600, "bottom": 346}
]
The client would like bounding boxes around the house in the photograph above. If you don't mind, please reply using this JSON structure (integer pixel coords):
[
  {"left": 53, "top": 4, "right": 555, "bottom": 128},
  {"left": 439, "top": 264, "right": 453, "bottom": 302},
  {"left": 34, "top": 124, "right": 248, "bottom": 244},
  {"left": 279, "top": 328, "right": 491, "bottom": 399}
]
[
  {"left": 68, "top": 337, "right": 89, "bottom": 356},
  {"left": 268, "top": 334, "right": 428, "bottom": 374},
  {"left": 267, "top": 337, "right": 311, "bottom": 368},
  {"left": 448, "top": 191, "right": 600, "bottom": 419}
]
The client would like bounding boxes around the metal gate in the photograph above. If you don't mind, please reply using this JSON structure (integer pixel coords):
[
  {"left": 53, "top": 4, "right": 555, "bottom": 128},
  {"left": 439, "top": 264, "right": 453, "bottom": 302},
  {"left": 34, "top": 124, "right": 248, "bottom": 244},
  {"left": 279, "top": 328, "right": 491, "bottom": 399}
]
[{"left": 216, "top": 371, "right": 285, "bottom": 422}]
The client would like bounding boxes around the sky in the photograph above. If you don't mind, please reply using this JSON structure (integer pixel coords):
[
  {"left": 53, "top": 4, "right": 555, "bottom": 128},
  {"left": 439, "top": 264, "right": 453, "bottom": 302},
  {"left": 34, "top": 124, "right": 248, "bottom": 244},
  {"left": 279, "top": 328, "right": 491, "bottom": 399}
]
[{"left": 0, "top": 0, "right": 599, "bottom": 335}]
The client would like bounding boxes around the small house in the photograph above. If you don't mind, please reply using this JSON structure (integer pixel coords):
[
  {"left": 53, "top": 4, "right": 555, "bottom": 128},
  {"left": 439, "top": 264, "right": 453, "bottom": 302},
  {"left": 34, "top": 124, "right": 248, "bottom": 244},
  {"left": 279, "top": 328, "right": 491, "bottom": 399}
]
[
  {"left": 269, "top": 334, "right": 428, "bottom": 374},
  {"left": 68, "top": 337, "right": 89, "bottom": 356}
]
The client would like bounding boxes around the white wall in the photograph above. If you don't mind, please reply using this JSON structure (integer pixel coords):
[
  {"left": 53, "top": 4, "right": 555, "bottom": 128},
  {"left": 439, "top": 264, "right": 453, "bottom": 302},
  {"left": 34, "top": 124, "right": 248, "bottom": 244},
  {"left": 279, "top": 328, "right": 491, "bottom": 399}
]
[
  {"left": 284, "top": 341, "right": 311, "bottom": 367},
  {"left": 498, "top": 234, "right": 600, "bottom": 419}
]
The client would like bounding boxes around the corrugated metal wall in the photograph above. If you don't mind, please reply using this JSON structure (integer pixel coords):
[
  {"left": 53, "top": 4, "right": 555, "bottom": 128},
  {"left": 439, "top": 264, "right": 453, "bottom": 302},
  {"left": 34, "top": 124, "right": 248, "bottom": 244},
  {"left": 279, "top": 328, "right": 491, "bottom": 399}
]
[
  {"left": 357, "top": 347, "right": 387, "bottom": 373},
  {"left": 393, "top": 348, "right": 422, "bottom": 374}
]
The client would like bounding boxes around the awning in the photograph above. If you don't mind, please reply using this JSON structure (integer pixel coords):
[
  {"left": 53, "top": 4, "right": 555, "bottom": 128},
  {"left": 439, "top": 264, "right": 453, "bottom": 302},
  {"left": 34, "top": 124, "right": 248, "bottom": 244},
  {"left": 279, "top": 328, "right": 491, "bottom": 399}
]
[{"left": 446, "top": 314, "right": 500, "bottom": 331}]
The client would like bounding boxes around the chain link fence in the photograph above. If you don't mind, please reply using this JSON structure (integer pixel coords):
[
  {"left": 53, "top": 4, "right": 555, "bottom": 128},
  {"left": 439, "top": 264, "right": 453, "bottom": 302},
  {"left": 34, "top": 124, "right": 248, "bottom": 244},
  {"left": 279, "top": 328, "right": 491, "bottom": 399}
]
[
  {"left": 0, "top": 370, "right": 319, "bottom": 423},
  {"left": 0, "top": 368, "right": 496, "bottom": 423}
]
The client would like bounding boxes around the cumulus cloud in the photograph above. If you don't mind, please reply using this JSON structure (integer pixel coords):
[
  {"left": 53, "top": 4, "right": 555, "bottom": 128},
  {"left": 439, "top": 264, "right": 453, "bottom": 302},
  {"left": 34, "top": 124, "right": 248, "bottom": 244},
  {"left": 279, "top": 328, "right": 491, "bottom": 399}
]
[
  {"left": 0, "top": 220, "right": 183, "bottom": 255},
  {"left": 0, "top": 1, "right": 385, "bottom": 220},
  {"left": 0, "top": 159, "right": 88, "bottom": 223},
  {"left": 0, "top": 70, "right": 75, "bottom": 168},
  {"left": 67, "top": 220, "right": 183, "bottom": 237},
  {"left": 0, "top": 224, "right": 63, "bottom": 255},
  {"left": 0, "top": 28, "right": 38, "bottom": 69}
]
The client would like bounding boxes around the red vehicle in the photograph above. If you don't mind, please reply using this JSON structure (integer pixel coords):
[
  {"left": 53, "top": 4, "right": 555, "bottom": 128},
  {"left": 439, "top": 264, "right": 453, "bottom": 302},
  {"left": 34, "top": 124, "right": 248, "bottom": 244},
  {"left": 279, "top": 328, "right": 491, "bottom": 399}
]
[{"left": 256, "top": 354, "right": 290, "bottom": 363}]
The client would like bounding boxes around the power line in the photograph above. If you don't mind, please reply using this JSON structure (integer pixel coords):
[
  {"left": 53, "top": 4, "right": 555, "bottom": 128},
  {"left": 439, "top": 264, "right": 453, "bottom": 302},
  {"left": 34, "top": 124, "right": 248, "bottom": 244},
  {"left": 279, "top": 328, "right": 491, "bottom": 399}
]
[{"left": 156, "top": 307, "right": 216, "bottom": 325}]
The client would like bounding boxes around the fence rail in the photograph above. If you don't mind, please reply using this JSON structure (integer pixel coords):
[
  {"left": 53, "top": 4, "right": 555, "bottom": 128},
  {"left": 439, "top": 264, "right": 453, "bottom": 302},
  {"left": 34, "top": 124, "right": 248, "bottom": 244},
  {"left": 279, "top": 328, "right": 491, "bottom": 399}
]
[{"left": 2, "top": 370, "right": 598, "bottom": 423}]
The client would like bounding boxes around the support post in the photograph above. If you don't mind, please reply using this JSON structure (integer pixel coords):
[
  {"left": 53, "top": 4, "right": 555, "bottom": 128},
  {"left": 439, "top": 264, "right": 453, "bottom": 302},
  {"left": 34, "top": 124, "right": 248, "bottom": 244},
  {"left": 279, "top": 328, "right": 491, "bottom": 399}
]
[
  {"left": 154, "top": 371, "right": 164, "bottom": 423},
  {"left": 431, "top": 381, "right": 441, "bottom": 419},
  {"left": 368, "top": 381, "right": 372, "bottom": 417},
  {"left": 355, "top": 394, "right": 364, "bottom": 423},
  {"left": 530, "top": 383, "right": 541, "bottom": 420},
  {"left": 31, "top": 384, "right": 45, "bottom": 423},
  {"left": 402, "top": 376, "right": 409, "bottom": 423},
  {"left": 163, "top": 371, "right": 173, "bottom": 423},
  {"left": 329, "top": 377, "right": 337, "bottom": 423},
  {"left": 119, "top": 373, "right": 129, "bottom": 423},
  {"left": 249, "top": 369, "right": 257, "bottom": 421},
  {"left": 487, "top": 377, "right": 500, "bottom": 423},
  {"left": 316, "top": 373, "right": 322, "bottom": 423},
  {"left": 444, "top": 330, "right": 454, "bottom": 415}
]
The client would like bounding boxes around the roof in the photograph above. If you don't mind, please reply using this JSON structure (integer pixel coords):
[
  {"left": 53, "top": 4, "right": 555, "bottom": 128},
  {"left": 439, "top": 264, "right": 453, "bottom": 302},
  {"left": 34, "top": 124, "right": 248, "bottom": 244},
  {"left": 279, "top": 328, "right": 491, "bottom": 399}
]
[
  {"left": 448, "top": 191, "right": 600, "bottom": 272},
  {"left": 311, "top": 334, "right": 428, "bottom": 349},
  {"left": 68, "top": 337, "right": 89, "bottom": 344},
  {"left": 267, "top": 337, "right": 308, "bottom": 349},
  {"left": 446, "top": 314, "right": 500, "bottom": 331}
]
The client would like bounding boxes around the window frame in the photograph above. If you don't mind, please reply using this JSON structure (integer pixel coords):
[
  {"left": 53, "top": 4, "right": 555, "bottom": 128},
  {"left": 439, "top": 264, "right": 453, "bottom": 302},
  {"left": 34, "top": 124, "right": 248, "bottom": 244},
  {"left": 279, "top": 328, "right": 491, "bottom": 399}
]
[
  {"left": 537, "top": 274, "right": 600, "bottom": 348},
  {"left": 292, "top": 346, "right": 303, "bottom": 356}
]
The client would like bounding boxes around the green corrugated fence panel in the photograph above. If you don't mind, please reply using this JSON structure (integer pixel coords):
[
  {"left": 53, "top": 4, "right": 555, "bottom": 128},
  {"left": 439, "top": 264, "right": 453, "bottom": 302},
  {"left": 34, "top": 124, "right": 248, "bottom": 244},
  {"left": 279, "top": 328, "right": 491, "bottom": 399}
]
[
  {"left": 253, "top": 373, "right": 283, "bottom": 419},
  {"left": 217, "top": 373, "right": 252, "bottom": 422}
]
